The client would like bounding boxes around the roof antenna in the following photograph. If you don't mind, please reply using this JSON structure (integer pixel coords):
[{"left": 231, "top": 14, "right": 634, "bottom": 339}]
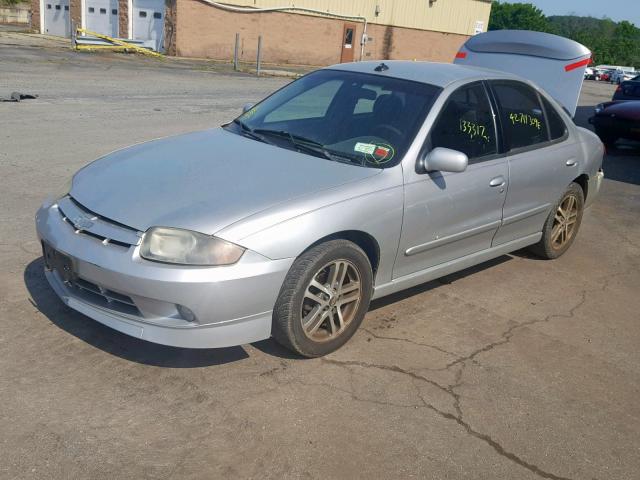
[{"left": 374, "top": 62, "right": 389, "bottom": 72}]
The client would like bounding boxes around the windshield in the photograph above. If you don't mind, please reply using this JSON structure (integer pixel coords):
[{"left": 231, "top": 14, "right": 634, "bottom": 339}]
[{"left": 226, "top": 69, "right": 441, "bottom": 168}]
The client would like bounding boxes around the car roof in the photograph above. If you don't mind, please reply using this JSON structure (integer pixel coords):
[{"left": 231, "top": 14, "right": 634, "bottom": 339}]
[{"left": 325, "top": 60, "right": 520, "bottom": 88}]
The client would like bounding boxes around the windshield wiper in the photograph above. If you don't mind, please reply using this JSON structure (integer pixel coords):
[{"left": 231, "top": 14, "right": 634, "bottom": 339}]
[
  {"left": 252, "top": 129, "right": 331, "bottom": 159},
  {"left": 252, "top": 129, "right": 365, "bottom": 166},
  {"left": 232, "top": 119, "right": 269, "bottom": 144}
]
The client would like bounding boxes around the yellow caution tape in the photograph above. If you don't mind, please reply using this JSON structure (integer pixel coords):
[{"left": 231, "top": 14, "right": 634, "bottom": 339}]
[{"left": 75, "top": 27, "right": 163, "bottom": 58}]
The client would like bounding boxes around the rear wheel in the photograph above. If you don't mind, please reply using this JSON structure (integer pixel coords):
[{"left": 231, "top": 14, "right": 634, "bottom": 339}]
[
  {"left": 529, "top": 183, "right": 584, "bottom": 259},
  {"left": 272, "top": 240, "right": 373, "bottom": 357}
]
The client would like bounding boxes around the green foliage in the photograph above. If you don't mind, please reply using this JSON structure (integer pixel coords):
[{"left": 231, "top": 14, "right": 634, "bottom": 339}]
[
  {"left": 489, "top": 1, "right": 640, "bottom": 68},
  {"left": 0, "top": 0, "right": 25, "bottom": 5},
  {"left": 489, "top": 2, "right": 552, "bottom": 32}
]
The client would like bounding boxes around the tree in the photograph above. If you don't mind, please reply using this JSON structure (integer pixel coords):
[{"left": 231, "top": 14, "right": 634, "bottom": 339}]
[{"left": 488, "top": 1, "right": 551, "bottom": 32}]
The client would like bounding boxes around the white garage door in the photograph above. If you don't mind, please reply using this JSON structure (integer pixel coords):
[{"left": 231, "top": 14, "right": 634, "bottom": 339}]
[
  {"left": 132, "top": 0, "right": 164, "bottom": 51},
  {"left": 43, "top": 0, "right": 70, "bottom": 37},
  {"left": 85, "top": 0, "right": 119, "bottom": 37}
]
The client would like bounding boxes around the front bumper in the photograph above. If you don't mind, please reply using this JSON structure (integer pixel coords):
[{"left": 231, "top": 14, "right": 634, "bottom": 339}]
[{"left": 36, "top": 201, "right": 293, "bottom": 348}]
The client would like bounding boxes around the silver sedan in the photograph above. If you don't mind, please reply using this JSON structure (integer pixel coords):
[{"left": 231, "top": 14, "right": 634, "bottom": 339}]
[{"left": 36, "top": 60, "right": 604, "bottom": 357}]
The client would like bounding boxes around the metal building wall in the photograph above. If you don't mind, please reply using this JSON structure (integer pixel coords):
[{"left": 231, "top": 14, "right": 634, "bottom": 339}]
[{"left": 214, "top": 0, "right": 492, "bottom": 35}]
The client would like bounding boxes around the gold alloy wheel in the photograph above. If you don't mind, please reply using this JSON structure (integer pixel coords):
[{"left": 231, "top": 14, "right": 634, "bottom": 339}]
[
  {"left": 301, "top": 259, "right": 362, "bottom": 342},
  {"left": 551, "top": 194, "right": 579, "bottom": 250}
]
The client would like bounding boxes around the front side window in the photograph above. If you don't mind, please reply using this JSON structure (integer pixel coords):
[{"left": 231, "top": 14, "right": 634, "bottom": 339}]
[
  {"left": 429, "top": 82, "right": 497, "bottom": 162},
  {"left": 228, "top": 70, "right": 441, "bottom": 168}
]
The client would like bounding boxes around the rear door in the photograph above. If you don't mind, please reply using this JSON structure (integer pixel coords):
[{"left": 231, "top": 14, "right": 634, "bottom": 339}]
[
  {"left": 488, "top": 80, "right": 580, "bottom": 245},
  {"left": 394, "top": 82, "right": 508, "bottom": 279}
]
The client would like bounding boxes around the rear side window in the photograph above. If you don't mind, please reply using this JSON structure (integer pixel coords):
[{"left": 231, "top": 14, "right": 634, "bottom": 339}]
[
  {"left": 491, "top": 81, "right": 547, "bottom": 151},
  {"left": 541, "top": 97, "right": 567, "bottom": 140},
  {"left": 429, "top": 83, "right": 497, "bottom": 161}
]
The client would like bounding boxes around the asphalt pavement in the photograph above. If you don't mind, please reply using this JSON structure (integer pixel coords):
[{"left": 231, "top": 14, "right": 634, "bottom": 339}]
[{"left": 1, "top": 32, "right": 639, "bottom": 480}]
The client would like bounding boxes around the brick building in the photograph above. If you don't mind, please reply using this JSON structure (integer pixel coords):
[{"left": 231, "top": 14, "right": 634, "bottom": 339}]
[{"left": 30, "top": 0, "right": 492, "bottom": 65}]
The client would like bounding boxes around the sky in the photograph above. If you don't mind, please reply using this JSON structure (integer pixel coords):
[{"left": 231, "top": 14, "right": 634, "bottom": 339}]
[{"left": 510, "top": 0, "right": 640, "bottom": 27}]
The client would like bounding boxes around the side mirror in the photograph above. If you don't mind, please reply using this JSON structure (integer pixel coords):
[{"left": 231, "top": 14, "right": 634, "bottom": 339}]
[
  {"left": 422, "top": 147, "right": 468, "bottom": 173},
  {"left": 242, "top": 103, "right": 255, "bottom": 114}
]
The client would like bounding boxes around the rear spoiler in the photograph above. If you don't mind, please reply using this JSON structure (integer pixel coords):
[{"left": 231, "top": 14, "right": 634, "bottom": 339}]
[{"left": 454, "top": 30, "right": 591, "bottom": 117}]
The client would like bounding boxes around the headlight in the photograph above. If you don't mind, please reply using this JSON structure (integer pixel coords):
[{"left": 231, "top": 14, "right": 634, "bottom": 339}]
[
  {"left": 140, "top": 227, "right": 245, "bottom": 266},
  {"left": 594, "top": 103, "right": 604, "bottom": 114}
]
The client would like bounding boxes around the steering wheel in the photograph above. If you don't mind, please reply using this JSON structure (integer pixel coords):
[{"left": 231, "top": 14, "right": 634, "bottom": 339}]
[{"left": 371, "top": 124, "right": 403, "bottom": 144}]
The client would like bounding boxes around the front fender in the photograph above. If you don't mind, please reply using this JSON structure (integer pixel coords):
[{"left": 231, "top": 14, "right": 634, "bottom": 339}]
[{"left": 216, "top": 168, "right": 404, "bottom": 286}]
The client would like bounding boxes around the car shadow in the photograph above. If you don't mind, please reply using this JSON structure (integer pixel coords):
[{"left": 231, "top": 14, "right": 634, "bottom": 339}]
[
  {"left": 24, "top": 258, "right": 250, "bottom": 367},
  {"left": 23, "top": 253, "right": 520, "bottom": 363},
  {"left": 367, "top": 254, "right": 512, "bottom": 311}
]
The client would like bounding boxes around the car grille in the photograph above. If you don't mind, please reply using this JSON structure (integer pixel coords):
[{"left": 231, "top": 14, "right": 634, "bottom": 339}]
[
  {"left": 57, "top": 196, "right": 142, "bottom": 249},
  {"left": 69, "top": 276, "right": 142, "bottom": 317}
]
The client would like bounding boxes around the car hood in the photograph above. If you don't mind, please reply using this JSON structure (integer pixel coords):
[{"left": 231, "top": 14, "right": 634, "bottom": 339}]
[
  {"left": 71, "top": 128, "right": 381, "bottom": 235},
  {"left": 599, "top": 101, "right": 640, "bottom": 121}
]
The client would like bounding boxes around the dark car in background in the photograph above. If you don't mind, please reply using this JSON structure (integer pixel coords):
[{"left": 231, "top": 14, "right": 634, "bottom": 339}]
[
  {"left": 589, "top": 101, "right": 640, "bottom": 145},
  {"left": 613, "top": 81, "right": 640, "bottom": 101}
]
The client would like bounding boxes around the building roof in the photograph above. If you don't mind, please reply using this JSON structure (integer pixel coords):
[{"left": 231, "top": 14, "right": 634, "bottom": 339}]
[{"left": 326, "top": 60, "right": 518, "bottom": 88}]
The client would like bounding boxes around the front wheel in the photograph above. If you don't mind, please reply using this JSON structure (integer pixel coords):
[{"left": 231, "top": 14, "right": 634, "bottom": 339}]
[
  {"left": 529, "top": 182, "right": 584, "bottom": 259},
  {"left": 272, "top": 240, "right": 373, "bottom": 357}
]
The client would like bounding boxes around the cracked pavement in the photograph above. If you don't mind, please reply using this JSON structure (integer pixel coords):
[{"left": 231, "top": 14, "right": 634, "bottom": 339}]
[{"left": 1, "top": 33, "right": 639, "bottom": 479}]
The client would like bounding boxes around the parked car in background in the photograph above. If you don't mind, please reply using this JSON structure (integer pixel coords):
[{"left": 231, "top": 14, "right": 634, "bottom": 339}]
[
  {"left": 584, "top": 67, "right": 595, "bottom": 80},
  {"left": 613, "top": 81, "right": 640, "bottom": 101},
  {"left": 597, "top": 70, "right": 614, "bottom": 82},
  {"left": 590, "top": 101, "right": 640, "bottom": 145},
  {"left": 611, "top": 68, "right": 636, "bottom": 84}
]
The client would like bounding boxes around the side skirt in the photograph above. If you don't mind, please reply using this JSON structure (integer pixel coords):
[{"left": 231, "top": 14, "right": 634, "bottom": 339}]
[{"left": 372, "top": 232, "right": 542, "bottom": 300}]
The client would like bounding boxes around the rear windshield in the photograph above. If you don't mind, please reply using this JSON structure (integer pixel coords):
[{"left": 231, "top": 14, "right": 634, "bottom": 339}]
[{"left": 227, "top": 69, "right": 441, "bottom": 168}]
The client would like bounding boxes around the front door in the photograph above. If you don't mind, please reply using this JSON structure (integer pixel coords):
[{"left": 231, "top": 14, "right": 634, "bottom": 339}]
[
  {"left": 394, "top": 82, "right": 508, "bottom": 279},
  {"left": 340, "top": 24, "right": 356, "bottom": 63}
]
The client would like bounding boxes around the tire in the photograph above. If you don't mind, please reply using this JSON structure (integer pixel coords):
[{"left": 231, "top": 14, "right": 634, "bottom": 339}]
[
  {"left": 529, "top": 183, "right": 584, "bottom": 259},
  {"left": 272, "top": 239, "right": 373, "bottom": 357}
]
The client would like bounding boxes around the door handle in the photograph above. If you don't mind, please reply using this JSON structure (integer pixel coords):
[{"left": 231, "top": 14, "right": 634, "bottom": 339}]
[
  {"left": 489, "top": 176, "right": 506, "bottom": 187},
  {"left": 566, "top": 159, "right": 577, "bottom": 167}
]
